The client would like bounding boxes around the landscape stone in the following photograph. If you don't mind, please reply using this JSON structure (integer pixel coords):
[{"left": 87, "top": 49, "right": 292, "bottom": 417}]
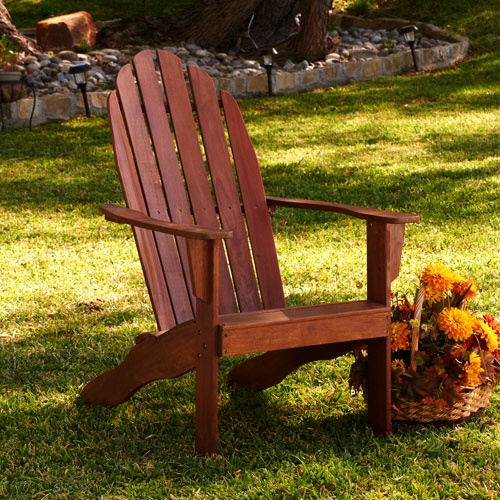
[
  {"left": 4, "top": 14, "right": 468, "bottom": 128},
  {"left": 36, "top": 11, "right": 97, "bottom": 52}
]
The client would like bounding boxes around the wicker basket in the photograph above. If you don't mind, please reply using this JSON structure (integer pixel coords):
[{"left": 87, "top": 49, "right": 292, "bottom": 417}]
[
  {"left": 392, "top": 382, "right": 495, "bottom": 424},
  {"left": 392, "top": 285, "right": 496, "bottom": 425}
]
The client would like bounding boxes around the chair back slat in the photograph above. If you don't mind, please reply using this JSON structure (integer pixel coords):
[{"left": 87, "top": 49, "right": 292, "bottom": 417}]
[
  {"left": 108, "top": 91, "right": 177, "bottom": 330},
  {"left": 114, "top": 64, "right": 195, "bottom": 326},
  {"left": 132, "top": 51, "right": 196, "bottom": 316},
  {"left": 221, "top": 91, "right": 286, "bottom": 309},
  {"left": 157, "top": 50, "right": 238, "bottom": 314},
  {"left": 187, "top": 64, "right": 262, "bottom": 312}
]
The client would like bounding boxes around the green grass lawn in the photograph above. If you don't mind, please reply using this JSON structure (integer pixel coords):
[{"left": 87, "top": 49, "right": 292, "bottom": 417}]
[{"left": 1, "top": 1, "right": 499, "bottom": 498}]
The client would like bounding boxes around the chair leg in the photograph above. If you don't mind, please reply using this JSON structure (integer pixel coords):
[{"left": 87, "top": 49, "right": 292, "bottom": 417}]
[
  {"left": 80, "top": 322, "right": 197, "bottom": 407},
  {"left": 227, "top": 341, "right": 362, "bottom": 391},
  {"left": 195, "top": 349, "right": 219, "bottom": 456},
  {"left": 366, "top": 337, "right": 392, "bottom": 434}
]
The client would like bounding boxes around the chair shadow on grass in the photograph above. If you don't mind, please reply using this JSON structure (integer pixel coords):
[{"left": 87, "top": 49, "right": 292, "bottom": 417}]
[{"left": 2, "top": 320, "right": 376, "bottom": 464}]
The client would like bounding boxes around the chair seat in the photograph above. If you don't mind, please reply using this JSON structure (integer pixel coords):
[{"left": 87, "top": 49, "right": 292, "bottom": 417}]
[{"left": 220, "top": 300, "right": 390, "bottom": 356}]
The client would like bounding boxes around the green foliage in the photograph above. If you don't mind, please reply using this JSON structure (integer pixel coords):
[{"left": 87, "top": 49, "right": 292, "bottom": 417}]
[
  {"left": 73, "top": 39, "right": 92, "bottom": 53},
  {"left": 364, "top": 0, "right": 500, "bottom": 53},
  {"left": 0, "top": 34, "right": 20, "bottom": 70},
  {"left": 346, "top": 0, "right": 379, "bottom": 16}
]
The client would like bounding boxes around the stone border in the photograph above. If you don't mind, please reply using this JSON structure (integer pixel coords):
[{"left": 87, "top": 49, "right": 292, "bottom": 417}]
[
  {"left": 2, "top": 14, "right": 469, "bottom": 129},
  {"left": 2, "top": 90, "right": 110, "bottom": 129},
  {"left": 215, "top": 15, "right": 470, "bottom": 97}
]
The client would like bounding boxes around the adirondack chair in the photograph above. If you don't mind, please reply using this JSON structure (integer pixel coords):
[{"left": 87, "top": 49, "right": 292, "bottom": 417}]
[{"left": 80, "top": 49, "right": 419, "bottom": 455}]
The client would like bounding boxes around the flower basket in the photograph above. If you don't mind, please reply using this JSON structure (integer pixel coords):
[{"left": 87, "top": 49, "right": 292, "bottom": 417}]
[
  {"left": 392, "top": 382, "right": 495, "bottom": 424},
  {"left": 350, "top": 264, "right": 500, "bottom": 425}
]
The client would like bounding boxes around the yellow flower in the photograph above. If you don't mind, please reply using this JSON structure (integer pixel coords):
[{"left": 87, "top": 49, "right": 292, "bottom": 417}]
[
  {"left": 437, "top": 308, "right": 474, "bottom": 342},
  {"left": 473, "top": 318, "right": 499, "bottom": 352},
  {"left": 391, "top": 359, "right": 406, "bottom": 370},
  {"left": 463, "top": 352, "right": 484, "bottom": 386},
  {"left": 391, "top": 321, "right": 411, "bottom": 352},
  {"left": 420, "top": 264, "right": 462, "bottom": 305}
]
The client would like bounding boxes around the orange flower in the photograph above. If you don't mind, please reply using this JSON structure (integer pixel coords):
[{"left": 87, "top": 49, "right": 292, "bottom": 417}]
[
  {"left": 437, "top": 308, "right": 474, "bottom": 342},
  {"left": 391, "top": 321, "right": 411, "bottom": 352},
  {"left": 474, "top": 318, "right": 499, "bottom": 352},
  {"left": 483, "top": 314, "right": 500, "bottom": 339},
  {"left": 463, "top": 352, "right": 484, "bottom": 386},
  {"left": 351, "top": 265, "right": 499, "bottom": 408},
  {"left": 391, "top": 359, "right": 406, "bottom": 371},
  {"left": 420, "top": 264, "right": 461, "bottom": 305},
  {"left": 452, "top": 279, "right": 478, "bottom": 301}
]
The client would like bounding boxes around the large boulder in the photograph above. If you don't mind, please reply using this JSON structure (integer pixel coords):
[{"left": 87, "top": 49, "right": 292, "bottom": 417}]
[{"left": 36, "top": 11, "right": 96, "bottom": 52}]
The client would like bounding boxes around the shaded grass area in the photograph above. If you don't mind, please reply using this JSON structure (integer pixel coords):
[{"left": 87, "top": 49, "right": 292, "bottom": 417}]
[
  {"left": 1, "top": 1, "right": 500, "bottom": 498},
  {"left": 5, "top": 0, "right": 194, "bottom": 27},
  {"left": 370, "top": 0, "right": 500, "bottom": 54},
  {"left": 1, "top": 338, "right": 499, "bottom": 498}
]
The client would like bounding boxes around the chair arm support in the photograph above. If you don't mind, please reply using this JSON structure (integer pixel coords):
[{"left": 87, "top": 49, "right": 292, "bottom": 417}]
[
  {"left": 266, "top": 196, "right": 419, "bottom": 224},
  {"left": 100, "top": 204, "right": 227, "bottom": 305},
  {"left": 99, "top": 204, "right": 232, "bottom": 240}
]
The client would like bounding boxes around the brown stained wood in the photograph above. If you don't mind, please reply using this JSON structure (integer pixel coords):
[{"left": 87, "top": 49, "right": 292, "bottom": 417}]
[
  {"left": 99, "top": 204, "right": 231, "bottom": 241},
  {"left": 195, "top": 324, "right": 219, "bottom": 456},
  {"left": 114, "top": 64, "right": 194, "bottom": 325},
  {"left": 193, "top": 239, "right": 220, "bottom": 456},
  {"left": 83, "top": 49, "right": 420, "bottom": 455},
  {"left": 108, "top": 92, "right": 176, "bottom": 331},
  {"left": 220, "top": 301, "right": 390, "bottom": 356},
  {"left": 366, "top": 337, "right": 392, "bottom": 434},
  {"left": 221, "top": 91, "right": 286, "bottom": 310},
  {"left": 114, "top": 65, "right": 165, "bottom": 214},
  {"left": 388, "top": 223, "right": 406, "bottom": 283},
  {"left": 80, "top": 322, "right": 198, "bottom": 407},
  {"left": 227, "top": 341, "right": 362, "bottom": 391},
  {"left": 157, "top": 49, "right": 238, "bottom": 315},
  {"left": 267, "top": 196, "right": 420, "bottom": 224},
  {"left": 187, "top": 239, "right": 218, "bottom": 304},
  {"left": 133, "top": 50, "right": 198, "bottom": 315},
  {"left": 366, "top": 221, "right": 392, "bottom": 305},
  {"left": 188, "top": 65, "right": 262, "bottom": 312}
]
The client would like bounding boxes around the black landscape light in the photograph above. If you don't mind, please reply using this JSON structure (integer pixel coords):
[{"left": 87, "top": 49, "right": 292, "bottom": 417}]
[
  {"left": 401, "top": 25, "right": 419, "bottom": 72},
  {"left": 262, "top": 48, "right": 278, "bottom": 97},
  {"left": 69, "top": 62, "right": 91, "bottom": 117}
]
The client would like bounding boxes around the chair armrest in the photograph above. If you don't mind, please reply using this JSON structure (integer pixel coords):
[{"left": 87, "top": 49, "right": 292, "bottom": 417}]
[
  {"left": 99, "top": 204, "right": 232, "bottom": 240},
  {"left": 266, "top": 196, "right": 419, "bottom": 224}
]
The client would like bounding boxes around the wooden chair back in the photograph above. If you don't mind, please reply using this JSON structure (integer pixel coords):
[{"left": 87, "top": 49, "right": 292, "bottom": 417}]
[{"left": 108, "top": 49, "right": 286, "bottom": 331}]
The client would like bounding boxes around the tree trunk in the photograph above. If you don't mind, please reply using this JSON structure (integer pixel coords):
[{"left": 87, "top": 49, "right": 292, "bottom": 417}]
[
  {"left": 0, "top": 1, "right": 40, "bottom": 54},
  {"left": 279, "top": 0, "right": 333, "bottom": 61},
  {"left": 237, "top": 0, "right": 304, "bottom": 54},
  {"left": 96, "top": 0, "right": 331, "bottom": 61},
  {"left": 173, "top": 0, "right": 265, "bottom": 49}
]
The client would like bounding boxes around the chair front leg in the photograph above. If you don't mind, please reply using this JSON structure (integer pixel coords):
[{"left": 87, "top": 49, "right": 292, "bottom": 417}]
[
  {"left": 366, "top": 221, "right": 406, "bottom": 434},
  {"left": 187, "top": 238, "right": 221, "bottom": 456},
  {"left": 366, "top": 336, "right": 392, "bottom": 434},
  {"left": 194, "top": 307, "right": 219, "bottom": 456}
]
